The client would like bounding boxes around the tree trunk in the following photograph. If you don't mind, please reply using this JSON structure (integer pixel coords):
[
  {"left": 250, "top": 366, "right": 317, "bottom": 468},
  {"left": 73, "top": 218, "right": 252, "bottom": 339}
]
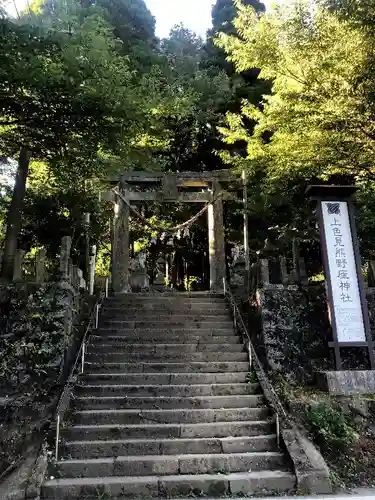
[{"left": 0, "top": 147, "right": 31, "bottom": 280}]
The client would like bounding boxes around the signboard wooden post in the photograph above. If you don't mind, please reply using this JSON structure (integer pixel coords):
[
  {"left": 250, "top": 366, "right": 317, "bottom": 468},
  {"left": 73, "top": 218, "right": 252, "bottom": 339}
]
[{"left": 307, "top": 185, "right": 375, "bottom": 370}]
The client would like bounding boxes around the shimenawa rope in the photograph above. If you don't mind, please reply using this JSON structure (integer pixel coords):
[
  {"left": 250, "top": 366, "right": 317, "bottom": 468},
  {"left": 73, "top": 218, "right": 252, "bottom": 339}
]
[{"left": 112, "top": 188, "right": 224, "bottom": 235}]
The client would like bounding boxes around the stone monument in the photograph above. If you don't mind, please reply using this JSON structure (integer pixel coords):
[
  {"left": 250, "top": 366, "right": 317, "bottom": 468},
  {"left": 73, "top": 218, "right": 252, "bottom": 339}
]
[{"left": 129, "top": 250, "right": 149, "bottom": 291}]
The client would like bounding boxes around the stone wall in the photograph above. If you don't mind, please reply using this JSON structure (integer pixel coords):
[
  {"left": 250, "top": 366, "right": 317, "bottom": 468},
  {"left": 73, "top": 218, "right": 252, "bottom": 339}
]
[
  {"left": 0, "top": 281, "right": 91, "bottom": 478},
  {"left": 252, "top": 284, "right": 333, "bottom": 383},
  {"left": 250, "top": 284, "right": 375, "bottom": 383}
]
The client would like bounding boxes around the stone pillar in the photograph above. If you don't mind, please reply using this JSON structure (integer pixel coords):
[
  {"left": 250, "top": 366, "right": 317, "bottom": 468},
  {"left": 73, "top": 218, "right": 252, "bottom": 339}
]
[
  {"left": 207, "top": 181, "right": 226, "bottom": 291},
  {"left": 60, "top": 236, "right": 72, "bottom": 280},
  {"left": 299, "top": 257, "right": 309, "bottom": 286},
  {"left": 154, "top": 256, "right": 166, "bottom": 287},
  {"left": 68, "top": 258, "right": 73, "bottom": 283},
  {"left": 35, "top": 248, "right": 47, "bottom": 284},
  {"left": 112, "top": 196, "right": 130, "bottom": 293},
  {"left": 369, "top": 261, "right": 375, "bottom": 287},
  {"left": 280, "top": 256, "right": 289, "bottom": 285},
  {"left": 260, "top": 259, "right": 270, "bottom": 286},
  {"left": 13, "top": 249, "right": 25, "bottom": 280},
  {"left": 71, "top": 265, "right": 80, "bottom": 290},
  {"left": 88, "top": 245, "right": 97, "bottom": 295},
  {"left": 242, "top": 170, "right": 250, "bottom": 276},
  {"left": 77, "top": 268, "right": 86, "bottom": 289},
  {"left": 83, "top": 212, "right": 90, "bottom": 282}
]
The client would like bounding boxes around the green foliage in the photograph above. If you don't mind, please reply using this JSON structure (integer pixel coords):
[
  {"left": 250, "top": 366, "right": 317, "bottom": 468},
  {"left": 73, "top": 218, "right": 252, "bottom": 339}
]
[
  {"left": 216, "top": 0, "right": 374, "bottom": 181},
  {"left": 95, "top": 244, "right": 111, "bottom": 277},
  {"left": 212, "top": 0, "right": 375, "bottom": 256},
  {"left": 322, "top": 0, "right": 375, "bottom": 29},
  {"left": 206, "top": 0, "right": 265, "bottom": 72},
  {"left": 304, "top": 400, "right": 356, "bottom": 455},
  {"left": 0, "top": 14, "right": 141, "bottom": 161},
  {"left": 212, "top": 0, "right": 265, "bottom": 34},
  {"left": 0, "top": 284, "right": 66, "bottom": 388},
  {"left": 246, "top": 371, "right": 258, "bottom": 383},
  {"left": 152, "top": 25, "right": 233, "bottom": 173}
]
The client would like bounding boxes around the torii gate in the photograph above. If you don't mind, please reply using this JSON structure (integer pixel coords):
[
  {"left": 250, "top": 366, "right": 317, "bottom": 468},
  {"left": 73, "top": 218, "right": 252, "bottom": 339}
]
[{"left": 102, "top": 170, "right": 236, "bottom": 293}]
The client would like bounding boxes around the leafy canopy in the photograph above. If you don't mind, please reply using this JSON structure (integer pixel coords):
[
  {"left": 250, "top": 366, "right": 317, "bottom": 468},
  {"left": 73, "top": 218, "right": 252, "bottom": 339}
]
[{"left": 216, "top": 0, "right": 375, "bottom": 185}]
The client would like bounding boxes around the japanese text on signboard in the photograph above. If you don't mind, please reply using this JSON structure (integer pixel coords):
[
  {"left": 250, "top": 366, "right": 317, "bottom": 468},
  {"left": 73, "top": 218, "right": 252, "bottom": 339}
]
[{"left": 321, "top": 201, "right": 366, "bottom": 343}]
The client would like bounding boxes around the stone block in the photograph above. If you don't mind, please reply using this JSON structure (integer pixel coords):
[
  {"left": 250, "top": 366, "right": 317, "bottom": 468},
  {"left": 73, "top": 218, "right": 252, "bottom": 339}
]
[
  {"left": 159, "top": 473, "right": 229, "bottom": 498},
  {"left": 60, "top": 236, "right": 72, "bottom": 279},
  {"left": 35, "top": 248, "right": 47, "bottom": 284},
  {"left": 229, "top": 471, "right": 296, "bottom": 495},
  {"left": 281, "top": 427, "right": 331, "bottom": 494},
  {"left": 161, "top": 439, "right": 222, "bottom": 455},
  {"left": 130, "top": 270, "right": 150, "bottom": 290},
  {"left": 112, "top": 456, "right": 179, "bottom": 476},
  {"left": 64, "top": 439, "right": 160, "bottom": 459},
  {"left": 43, "top": 476, "right": 159, "bottom": 499},
  {"left": 13, "top": 249, "right": 25, "bottom": 281},
  {"left": 317, "top": 370, "right": 375, "bottom": 395}
]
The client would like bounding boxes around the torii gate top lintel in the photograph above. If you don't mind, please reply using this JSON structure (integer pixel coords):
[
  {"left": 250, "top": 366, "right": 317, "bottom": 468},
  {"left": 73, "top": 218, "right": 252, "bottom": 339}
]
[{"left": 106, "top": 169, "right": 235, "bottom": 186}]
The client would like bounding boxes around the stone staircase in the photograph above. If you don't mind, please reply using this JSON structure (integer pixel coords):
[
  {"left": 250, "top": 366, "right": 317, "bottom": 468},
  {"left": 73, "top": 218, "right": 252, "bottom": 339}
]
[{"left": 43, "top": 293, "right": 296, "bottom": 499}]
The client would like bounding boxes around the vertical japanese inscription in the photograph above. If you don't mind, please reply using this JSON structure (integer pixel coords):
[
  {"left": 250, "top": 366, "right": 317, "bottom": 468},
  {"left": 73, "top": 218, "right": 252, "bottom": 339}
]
[{"left": 322, "top": 201, "right": 366, "bottom": 343}]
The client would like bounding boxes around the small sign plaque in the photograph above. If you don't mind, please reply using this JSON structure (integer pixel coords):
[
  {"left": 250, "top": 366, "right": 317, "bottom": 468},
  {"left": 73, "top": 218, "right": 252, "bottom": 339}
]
[{"left": 321, "top": 200, "right": 366, "bottom": 343}]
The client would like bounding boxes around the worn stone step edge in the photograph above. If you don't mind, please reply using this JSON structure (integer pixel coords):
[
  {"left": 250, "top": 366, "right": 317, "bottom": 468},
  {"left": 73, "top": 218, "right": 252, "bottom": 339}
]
[
  {"left": 104, "top": 297, "right": 226, "bottom": 301},
  {"left": 86, "top": 344, "right": 244, "bottom": 352},
  {"left": 83, "top": 362, "right": 248, "bottom": 373},
  {"left": 100, "top": 311, "right": 230, "bottom": 316},
  {"left": 106, "top": 290, "right": 225, "bottom": 301},
  {"left": 42, "top": 470, "right": 296, "bottom": 499},
  {"left": 96, "top": 328, "right": 235, "bottom": 335},
  {"left": 79, "top": 372, "right": 250, "bottom": 381},
  {"left": 99, "top": 322, "right": 233, "bottom": 329},
  {"left": 73, "top": 394, "right": 265, "bottom": 410},
  {"left": 73, "top": 407, "right": 270, "bottom": 425},
  {"left": 104, "top": 298, "right": 226, "bottom": 303},
  {"left": 62, "top": 420, "right": 275, "bottom": 441},
  {"left": 85, "top": 353, "right": 247, "bottom": 360},
  {"left": 76, "top": 381, "right": 257, "bottom": 389},
  {"left": 55, "top": 451, "right": 285, "bottom": 478},
  {"left": 61, "top": 435, "right": 278, "bottom": 458},
  {"left": 100, "top": 303, "right": 230, "bottom": 316},
  {"left": 75, "top": 383, "right": 259, "bottom": 397},
  {"left": 90, "top": 335, "right": 241, "bottom": 344}
]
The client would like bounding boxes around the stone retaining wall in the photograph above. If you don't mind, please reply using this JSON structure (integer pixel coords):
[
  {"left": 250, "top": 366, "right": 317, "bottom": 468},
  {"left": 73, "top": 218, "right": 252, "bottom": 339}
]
[{"left": 252, "top": 284, "right": 375, "bottom": 383}]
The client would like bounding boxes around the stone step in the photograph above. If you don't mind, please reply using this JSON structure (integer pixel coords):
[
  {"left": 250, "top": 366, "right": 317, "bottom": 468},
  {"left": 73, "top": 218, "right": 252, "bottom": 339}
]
[
  {"left": 62, "top": 434, "right": 278, "bottom": 459},
  {"left": 100, "top": 320, "right": 234, "bottom": 329},
  {"left": 78, "top": 372, "right": 251, "bottom": 386},
  {"left": 76, "top": 383, "right": 257, "bottom": 398},
  {"left": 101, "top": 305, "right": 229, "bottom": 314},
  {"left": 73, "top": 395, "right": 265, "bottom": 411},
  {"left": 56, "top": 451, "right": 285, "bottom": 478},
  {"left": 63, "top": 420, "right": 275, "bottom": 441},
  {"left": 106, "top": 293, "right": 225, "bottom": 300},
  {"left": 97, "top": 328, "right": 235, "bottom": 336},
  {"left": 86, "top": 343, "right": 244, "bottom": 354},
  {"left": 90, "top": 334, "right": 241, "bottom": 345},
  {"left": 73, "top": 407, "right": 270, "bottom": 425},
  {"left": 100, "top": 310, "right": 230, "bottom": 319},
  {"left": 42, "top": 470, "right": 295, "bottom": 499},
  {"left": 84, "top": 362, "right": 248, "bottom": 374},
  {"left": 85, "top": 352, "right": 247, "bottom": 363}
]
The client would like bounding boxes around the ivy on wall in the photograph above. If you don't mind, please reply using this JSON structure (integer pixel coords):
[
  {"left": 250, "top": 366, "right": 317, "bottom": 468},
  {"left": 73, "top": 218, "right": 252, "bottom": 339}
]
[{"left": 0, "top": 283, "right": 84, "bottom": 477}]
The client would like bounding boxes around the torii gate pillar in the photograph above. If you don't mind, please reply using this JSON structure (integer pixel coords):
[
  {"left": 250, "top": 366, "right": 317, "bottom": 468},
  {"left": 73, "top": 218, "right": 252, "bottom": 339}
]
[
  {"left": 112, "top": 193, "right": 131, "bottom": 293},
  {"left": 208, "top": 181, "right": 226, "bottom": 291}
]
